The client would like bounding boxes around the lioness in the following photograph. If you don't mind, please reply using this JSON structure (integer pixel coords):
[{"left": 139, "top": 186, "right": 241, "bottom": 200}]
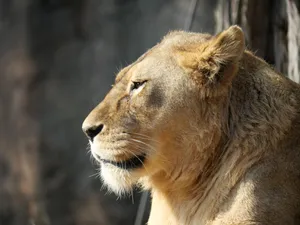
[{"left": 82, "top": 26, "right": 300, "bottom": 224}]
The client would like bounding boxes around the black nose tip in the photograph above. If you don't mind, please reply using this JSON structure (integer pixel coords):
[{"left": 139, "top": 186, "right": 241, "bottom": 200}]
[{"left": 83, "top": 124, "right": 104, "bottom": 141}]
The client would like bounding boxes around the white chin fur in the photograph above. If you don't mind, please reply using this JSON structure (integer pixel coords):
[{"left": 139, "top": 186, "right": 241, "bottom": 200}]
[
  {"left": 90, "top": 141, "right": 139, "bottom": 195},
  {"left": 100, "top": 163, "right": 137, "bottom": 195}
]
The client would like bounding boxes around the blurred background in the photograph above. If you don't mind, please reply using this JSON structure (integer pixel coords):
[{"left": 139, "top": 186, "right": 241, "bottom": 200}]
[{"left": 0, "top": 0, "right": 299, "bottom": 225}]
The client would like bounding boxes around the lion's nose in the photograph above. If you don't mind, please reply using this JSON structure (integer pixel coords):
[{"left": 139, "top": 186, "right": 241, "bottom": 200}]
[{"left": 82, "top": 124, "right": 104, "bottom": 141}]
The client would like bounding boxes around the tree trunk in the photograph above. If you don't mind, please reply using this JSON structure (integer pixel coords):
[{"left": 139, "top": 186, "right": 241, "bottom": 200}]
[{"left": 215, "top": 0, "right": 300, "bottom": 82}]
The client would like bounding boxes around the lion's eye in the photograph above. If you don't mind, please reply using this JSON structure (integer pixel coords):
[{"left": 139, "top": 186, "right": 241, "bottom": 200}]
[{"left": 131, "top": 81, "right": 147, "bottom": 91}]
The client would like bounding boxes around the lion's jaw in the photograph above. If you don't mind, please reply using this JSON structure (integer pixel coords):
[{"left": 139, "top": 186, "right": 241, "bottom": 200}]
[
  {"left": 89, "top": 143, "right": 133, "bottom": 194},
  {"left": 89, "top": 104, "right": 224, "bottom": 196},
  {"left": 89, "top": 135, "right": 155, "bottom": 195}
]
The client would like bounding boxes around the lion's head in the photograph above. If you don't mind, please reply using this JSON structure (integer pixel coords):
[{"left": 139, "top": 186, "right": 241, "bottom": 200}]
[{"left": 82, "top": 26, "right": 245, "bottom": 195}]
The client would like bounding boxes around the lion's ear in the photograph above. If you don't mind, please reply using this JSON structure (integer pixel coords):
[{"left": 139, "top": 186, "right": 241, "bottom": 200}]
[{"left": 176, "top": 25, "right": 245, "bottom": 86}]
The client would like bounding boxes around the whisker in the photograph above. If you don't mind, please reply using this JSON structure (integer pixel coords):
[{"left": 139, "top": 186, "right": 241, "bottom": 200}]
[
  {"left": 88, "top": 150, "right": 100, "bottom": 166},
  {"left": 100, "top": 180, "right": 106, "bottom": 192},
  {"left": 89, "top": 172, "right": 101, "bottom": 178},
  {"left": 125, "top": 147, "right": 151, "bottom": 175},
  {"left": 130, "top": 138, "right": 171, "bottom": 165},
  {"left": 130, "top": 138, "right": 169, "bottom": 162},
  {"left": 127, "top": 132, "right": 161, "bottom": 144},
  {"left": 127, "top": 132, "right": 152, "bottom": 138},
  {"left": 130, "top": 138, "right": 156, "bottom": 151},
  {"left": 90, "top": 150, "right": 102, "bottom": 165}
]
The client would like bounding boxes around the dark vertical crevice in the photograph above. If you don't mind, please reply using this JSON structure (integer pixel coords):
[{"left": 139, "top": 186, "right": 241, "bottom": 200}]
[
  {"left": 235, "top": 0, "right": 244, "bottom": 25},
  {"left": 246, "top": 0, "right": 275, "bottom": 65},
  {"left": 264, "top": 0, "right": 275, "bottom": 65},
  {"left": 227, "top": 0, "right": 233, "bottom": 25}
]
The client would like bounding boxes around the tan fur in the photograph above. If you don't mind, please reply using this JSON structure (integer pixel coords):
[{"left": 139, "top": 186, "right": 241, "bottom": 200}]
[{"left": 82, "top": 26, "right": 300, "bottom": 225}]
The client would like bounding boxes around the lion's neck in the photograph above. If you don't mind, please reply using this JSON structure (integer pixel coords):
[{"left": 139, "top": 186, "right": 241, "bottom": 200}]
[
  {"left": 146, "top": 117, "right": 229, "bottom": 224},
  {"left": 145, "top": 111, "right": 264, "bottom": 224}
]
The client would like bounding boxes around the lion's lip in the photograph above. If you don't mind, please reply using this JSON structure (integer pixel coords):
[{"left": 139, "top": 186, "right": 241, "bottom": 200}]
[{"left": 100, "top": 154, "right": 146, "bottom": 170}]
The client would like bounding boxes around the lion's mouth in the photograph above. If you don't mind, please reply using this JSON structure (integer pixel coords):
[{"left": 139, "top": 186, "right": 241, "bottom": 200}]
[{"left": 101, "top": 154, "right": 146, "bottom": 170}]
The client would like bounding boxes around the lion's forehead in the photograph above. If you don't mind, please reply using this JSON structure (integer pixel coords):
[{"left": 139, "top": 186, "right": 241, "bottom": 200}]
[
  {"left": 115, "top": 58, "right": 161, "bottom": 86},
  {"left": 161, "top": 31, "right": 212, "bottom": 49},
  {"left": 115, "top": 32, "right": 212, "bottom": 84}
]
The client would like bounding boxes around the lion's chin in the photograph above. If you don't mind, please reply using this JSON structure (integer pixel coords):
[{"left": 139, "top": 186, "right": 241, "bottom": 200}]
[{"left": 100, "top": 163, "right": 139, "bottom": 195}]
